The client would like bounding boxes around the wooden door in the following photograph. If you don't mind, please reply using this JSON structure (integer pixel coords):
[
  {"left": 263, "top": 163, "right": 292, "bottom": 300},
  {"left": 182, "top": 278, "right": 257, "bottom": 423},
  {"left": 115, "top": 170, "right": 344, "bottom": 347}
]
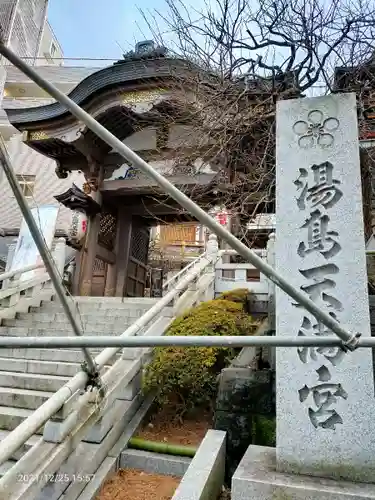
[
  {"left": 125, "top": 222, "right": 150, "bottom": 297},
  {"left": 91, "top": 257, "right": 107, "bottom": 296}
]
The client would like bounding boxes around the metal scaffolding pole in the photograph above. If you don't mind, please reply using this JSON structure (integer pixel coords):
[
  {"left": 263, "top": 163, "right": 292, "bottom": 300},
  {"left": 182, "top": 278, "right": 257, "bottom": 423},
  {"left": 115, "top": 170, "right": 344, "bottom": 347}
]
[
  {"left": 0, "top": 122, "right": 100, "bottom": 389},
  {"left": 0, "top": 43, "right": 361, "bottom": 351},
  {"left": 0, "top": 335, "right": 374, "bottom": 348}
]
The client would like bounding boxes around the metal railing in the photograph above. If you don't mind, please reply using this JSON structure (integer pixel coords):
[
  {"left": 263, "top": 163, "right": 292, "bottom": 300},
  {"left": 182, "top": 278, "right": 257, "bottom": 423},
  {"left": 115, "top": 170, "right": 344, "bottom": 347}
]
[
  {"left": 0, "top": 252, "right": 215, "bottom": 472},
  {"left": 215, "top": 247, "right": 270, "bottom": 296},
  {"left": 162, "top": 251, "right": 208, "bottom": 292},
  {"left": 0, "top": 140, "right": 99, "bottom": 389},
  {"left": 0, "top": 41, "right": 372, "bottom": 495},
  {"left": 0, "top": 335, "right": 372, "bottom": 348},
  {"left": 0, "top": 263, "right": 45, "bottom": 282},
  {"left": 0, "top": 43, "right": 360, "bottom": 351}
]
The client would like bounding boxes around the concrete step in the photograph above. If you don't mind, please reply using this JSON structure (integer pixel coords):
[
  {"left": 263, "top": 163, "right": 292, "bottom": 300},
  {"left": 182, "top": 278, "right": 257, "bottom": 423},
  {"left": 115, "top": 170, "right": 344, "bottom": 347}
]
[
  {"left": 72, "top": 297, "right": 159, "bottom": 306},
  {"left": 12, "top": 312, "right": 139, "bottom": 323},
  {"left": 0, "top": 460, "right": 15, "bottom": 478},
  {"left": 0, "top": 370, "right": 71, "bottom": 392},
  {"left": 0, "top": 430, "right": 39, "bottom": 460},
  {"left": 40, "top": 394, "right": 143, "bottom": 500},
  {"left": 0, "top": 405, "right": 44, "bottom": 432},
  {"left": 0, "top": 294, "right": 56, "bottom": 322},
  {"left": 0, "top": 326, "right": 136, "bottom": 336},
  {"left": 0, "top": 357, "right": 91, "bottom": 377},
  {"left": 29, "top": 307, "right": 150, "bottom": 319},
  {"left": 120, "top": 449, "right": 191, "bottom": 477},
  {"left": 0, "top": 348, "right": 121, "bottom": 364},
  {"left": 34, "top": 302, "right": 156, "bottom": 313},
  {"left": 0, "top": 386, "right": 54, "bottom": 410},
  {"left": 0, "top": 321, "right": 133, "bottom": 334}
]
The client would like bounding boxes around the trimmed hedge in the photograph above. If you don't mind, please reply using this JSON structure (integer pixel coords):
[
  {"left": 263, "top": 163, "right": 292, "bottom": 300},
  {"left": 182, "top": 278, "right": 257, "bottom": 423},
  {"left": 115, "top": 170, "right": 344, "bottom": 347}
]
[{"left": 143, "top": 290, "right": 257, "bottom": 417}]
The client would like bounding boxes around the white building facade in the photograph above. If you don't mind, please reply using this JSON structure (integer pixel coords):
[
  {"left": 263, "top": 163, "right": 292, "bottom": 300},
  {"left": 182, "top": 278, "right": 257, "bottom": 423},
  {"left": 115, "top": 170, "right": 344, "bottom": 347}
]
[{"left": 0, "top": 1, "right": 99, "bottom": 266}]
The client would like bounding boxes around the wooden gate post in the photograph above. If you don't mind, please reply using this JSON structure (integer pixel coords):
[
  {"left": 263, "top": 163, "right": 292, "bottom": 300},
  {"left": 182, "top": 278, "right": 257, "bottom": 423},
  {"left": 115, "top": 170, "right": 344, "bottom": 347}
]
[
  {"left": 115, "top": 208, "right": 133, "bottom": 297},
  {"left": 79, "top": 163, "right": 103, "bottom": 296}
]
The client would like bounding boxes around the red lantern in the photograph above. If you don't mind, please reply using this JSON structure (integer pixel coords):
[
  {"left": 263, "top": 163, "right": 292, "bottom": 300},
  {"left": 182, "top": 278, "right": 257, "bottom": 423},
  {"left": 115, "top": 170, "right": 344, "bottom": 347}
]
[{"left": 216, "top": 212, "right": 228, "bottom": 226}]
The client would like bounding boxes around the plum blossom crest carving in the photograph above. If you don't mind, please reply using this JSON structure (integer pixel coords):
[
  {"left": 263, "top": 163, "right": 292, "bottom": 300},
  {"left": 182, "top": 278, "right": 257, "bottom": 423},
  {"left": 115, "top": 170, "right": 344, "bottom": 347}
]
[{"left": 293, "top": 110, "right": 339, "bottom": 149}]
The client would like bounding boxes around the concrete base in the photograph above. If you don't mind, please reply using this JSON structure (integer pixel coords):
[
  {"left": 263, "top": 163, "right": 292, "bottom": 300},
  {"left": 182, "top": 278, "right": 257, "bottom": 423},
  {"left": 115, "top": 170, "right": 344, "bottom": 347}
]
[
  {"left": 120, "top": 449, "right": 191, "bottom": 477},
  {"left": 172, "top": 429, "right": 226, "bottom": 500},
  {"left": 74, "top": 456, "right": 117, "bottom": 500},
  {"left": 232, "top": 446, "right": 375, "bottom": 500}
]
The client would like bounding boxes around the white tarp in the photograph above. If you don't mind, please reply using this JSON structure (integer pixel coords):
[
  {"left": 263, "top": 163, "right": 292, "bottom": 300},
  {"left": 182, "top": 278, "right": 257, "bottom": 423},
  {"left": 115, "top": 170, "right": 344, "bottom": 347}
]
[
  {"left": 10, "top": 205, "right": 59, "bottom": 281},
  {"left": 246, "top": 213, "right": 276, "bottom": 230}
]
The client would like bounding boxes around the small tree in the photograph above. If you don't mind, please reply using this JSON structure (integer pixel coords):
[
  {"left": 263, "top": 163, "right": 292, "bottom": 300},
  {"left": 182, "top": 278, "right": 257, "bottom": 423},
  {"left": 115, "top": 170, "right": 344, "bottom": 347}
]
[{"left": 137, "top": 0, "right": 375, "bottom": 243}]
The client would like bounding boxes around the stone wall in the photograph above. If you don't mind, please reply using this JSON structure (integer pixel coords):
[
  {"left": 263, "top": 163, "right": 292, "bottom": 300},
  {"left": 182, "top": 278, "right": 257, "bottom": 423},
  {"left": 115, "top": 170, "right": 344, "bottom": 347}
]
[{"left": 213, "top": 322, "right": 275, "bottom": 484}]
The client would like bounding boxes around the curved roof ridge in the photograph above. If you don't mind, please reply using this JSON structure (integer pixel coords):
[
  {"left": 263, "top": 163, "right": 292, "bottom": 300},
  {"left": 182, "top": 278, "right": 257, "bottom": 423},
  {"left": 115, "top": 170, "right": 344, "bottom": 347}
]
[{"left": 5, "top": 56, "right": 193, "bottom": 126}]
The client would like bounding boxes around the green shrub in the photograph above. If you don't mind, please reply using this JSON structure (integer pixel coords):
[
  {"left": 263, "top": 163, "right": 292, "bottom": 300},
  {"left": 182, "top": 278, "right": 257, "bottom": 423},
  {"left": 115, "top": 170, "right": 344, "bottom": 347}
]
[
  {"left": 216, "top": 288, "right": 251, "bottom": 303},
  {"left": 142, "top": 297, "right": 258, "bottom": 418},
  {"left": 216, "top": 288, "right": 253, "bottom": 314}
]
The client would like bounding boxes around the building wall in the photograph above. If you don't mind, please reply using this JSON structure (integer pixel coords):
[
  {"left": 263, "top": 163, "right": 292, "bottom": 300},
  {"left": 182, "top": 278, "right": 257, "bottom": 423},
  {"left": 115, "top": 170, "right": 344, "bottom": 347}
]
[
  {"left": 36, "top": 20, "right": 63, "bottom": 66},
  {"left": 3, "top": 0, "right": 48, "bottom": 62},
  {"left": 3, "top": 65, "right": 100, "bottom": 99},
  {"left": 0, "top": 132, "right": 84, "bottom": 232},
  {"left": 0, "top": 1, "right": 17, "bottom": 48},
  {"left": 0, "top": 11, "right": 100, "bottom": 235}
]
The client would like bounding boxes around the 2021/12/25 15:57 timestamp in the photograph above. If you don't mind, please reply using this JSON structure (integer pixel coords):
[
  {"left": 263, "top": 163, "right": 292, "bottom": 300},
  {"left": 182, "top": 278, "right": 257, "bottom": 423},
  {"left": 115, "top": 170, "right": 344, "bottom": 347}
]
[{"left": 17, "top": 473, "right": 95, "bottom": 483}]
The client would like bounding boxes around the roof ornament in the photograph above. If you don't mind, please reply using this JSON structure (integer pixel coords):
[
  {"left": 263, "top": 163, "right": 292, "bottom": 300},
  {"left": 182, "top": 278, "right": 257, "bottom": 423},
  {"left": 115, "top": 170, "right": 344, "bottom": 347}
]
[
  {"left": 114, "top": 40, "right": 167, "bottom": 65},
  {"left": 54, "top": 184, "right": 101, "bottom": 217}
]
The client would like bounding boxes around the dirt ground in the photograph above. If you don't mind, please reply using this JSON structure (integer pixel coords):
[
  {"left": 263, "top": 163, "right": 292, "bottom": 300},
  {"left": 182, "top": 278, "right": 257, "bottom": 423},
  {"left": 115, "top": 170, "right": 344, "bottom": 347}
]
[
  {"left": 135, "top": 408, "right": 213, "bottom": 446},
  {"left": 96, "top": 409, "right": 231, "bottom": 500},
  {"left": 97, "top": 469, "right": 231, "bottom": 500},
  {"left": 96, "top": 469, "right": 179, "bottom": 500}
]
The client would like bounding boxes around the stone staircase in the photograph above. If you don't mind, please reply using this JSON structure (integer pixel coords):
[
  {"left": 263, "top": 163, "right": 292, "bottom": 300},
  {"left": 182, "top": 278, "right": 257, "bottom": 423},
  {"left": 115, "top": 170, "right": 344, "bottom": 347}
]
[
  {"left": 0, "top": 295, "right": 161, "bottom": 498},
  {"left": 0, "top": 239, "right": 219, "bottom": 499}
]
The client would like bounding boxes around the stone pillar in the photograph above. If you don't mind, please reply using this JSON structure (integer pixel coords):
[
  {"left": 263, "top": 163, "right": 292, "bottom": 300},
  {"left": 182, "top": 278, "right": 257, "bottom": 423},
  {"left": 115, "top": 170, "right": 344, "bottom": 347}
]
[
  {"left": 52, "top": 237, "right": 66, "bottom": 276},
  {"left": 206, "top": 233, "right": 219, "bottom": 257},
  {"left": 3, "top": 238, "right": 17, "bottom": 289},
  {"left": 214, "top": 366, "right": 275, "bottom": 485},
  {"left": 5, "top": 239, "right": 17, "bottom": 272},
  {"left": 266, "top": 232, "right": 275, "bottom": 332},
  {"left": 206, "top": 233, "right": 218, "bottom": 272},
  {"left": 275, "top": 94, "right": 375, "bottom": 482},
  {"left": 265, "top": 232, "right": 276, "bottom": 371}
]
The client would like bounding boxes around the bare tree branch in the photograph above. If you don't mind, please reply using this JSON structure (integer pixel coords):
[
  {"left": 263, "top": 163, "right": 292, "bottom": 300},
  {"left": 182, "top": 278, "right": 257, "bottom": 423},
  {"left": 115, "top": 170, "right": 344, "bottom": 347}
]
[{"left": 134, "top": 0, "right": 375, "bottom": 244}]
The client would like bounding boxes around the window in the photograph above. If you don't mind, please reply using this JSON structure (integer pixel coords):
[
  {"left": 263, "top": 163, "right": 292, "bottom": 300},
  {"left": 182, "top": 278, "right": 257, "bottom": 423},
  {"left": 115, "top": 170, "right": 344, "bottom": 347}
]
[
  {"left": 50, "top": 42, "right": 57, "bottom": 58},
  {"left": 45, "top": 42, "right": 58, "bottom": 63},
  {"left": 16, "top": 175, "right": 35, "bottom": 199}
]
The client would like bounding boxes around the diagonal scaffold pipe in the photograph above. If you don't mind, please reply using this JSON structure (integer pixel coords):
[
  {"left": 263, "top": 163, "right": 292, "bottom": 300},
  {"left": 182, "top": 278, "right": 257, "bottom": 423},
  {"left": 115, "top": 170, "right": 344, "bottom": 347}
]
[
  {"left": 0, "top": 42, "right": 361, "bottom": 351},
  {"left": 0, "top": 102, "right": 102, "bottom": 391}
]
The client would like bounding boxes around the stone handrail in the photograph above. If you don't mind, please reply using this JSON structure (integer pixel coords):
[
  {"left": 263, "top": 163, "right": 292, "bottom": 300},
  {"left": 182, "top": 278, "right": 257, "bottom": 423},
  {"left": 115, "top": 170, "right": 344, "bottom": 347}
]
[
  {"left": 215, "top": 235, "right": 275, "bottom": 298},
  {"left": 0, "top": 263, "right": 45, "bottom": 282},
  {"left": 219, "top": 248, "right": 267, "bottom": 258},
  {"left": 162, "top": 251, "right": 208, "bottom": 292},
  {"left": 0, "top": 238, "right": 67, "bottom": 320}
]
